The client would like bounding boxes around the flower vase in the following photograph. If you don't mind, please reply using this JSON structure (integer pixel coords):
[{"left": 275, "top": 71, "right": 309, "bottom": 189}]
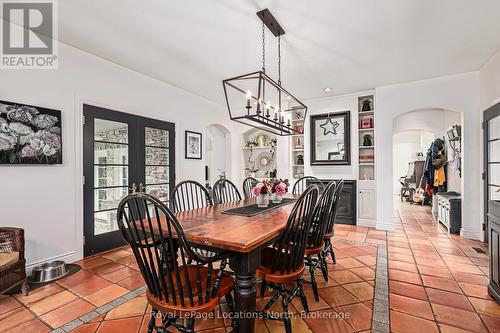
[
  {"left": 272, "top": 193, "right": 282, "bottom": 203},
  {"left": 256, "top": 194, "right": 268, "bottom": 208}
]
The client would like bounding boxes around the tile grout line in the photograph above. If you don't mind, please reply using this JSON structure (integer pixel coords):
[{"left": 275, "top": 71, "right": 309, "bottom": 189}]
[
  {"left": 371, "top": 243, "right": 390, "bottom": 333},
  {"left": 49, "top": 285, "right": 147, "bottom": 333}
]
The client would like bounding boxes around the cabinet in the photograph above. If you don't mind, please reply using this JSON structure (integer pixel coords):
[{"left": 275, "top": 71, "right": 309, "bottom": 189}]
[
  {"left": 437, "top": 192, "right": 461, "bottom": 234},
  {"left": 357, "top": 181, "right": 376, "bottom": 227},
  {"left": 358, "top": 189, "right": 376, "bottom": 220}
]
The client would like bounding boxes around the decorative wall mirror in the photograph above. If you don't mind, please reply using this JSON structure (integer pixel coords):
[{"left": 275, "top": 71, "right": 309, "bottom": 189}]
[{"left": 310, "top": 111, "right": 351, "bottom": 165}]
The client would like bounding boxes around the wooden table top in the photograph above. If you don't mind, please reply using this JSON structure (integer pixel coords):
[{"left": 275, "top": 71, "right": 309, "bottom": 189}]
[{"left": 170, "top": 196, "right": 297, "bottom": 253}]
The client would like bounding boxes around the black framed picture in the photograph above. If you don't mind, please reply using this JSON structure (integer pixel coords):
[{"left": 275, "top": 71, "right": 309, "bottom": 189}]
[
  {"left": 310, "top": 111, "right": 350, "bottom": 165},
  {"left": 185, "top": 130, "right": 202, "bottom": 159},
  {"left": 0, "top": 100, "right": 62, "bottom": 165}
]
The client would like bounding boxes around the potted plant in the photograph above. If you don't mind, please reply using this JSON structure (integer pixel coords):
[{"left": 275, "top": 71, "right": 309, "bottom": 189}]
[
  {"left": 363, "top": 134, "right": 373, "bottom": 146},
  {"left": 252, "top": 181, "right": 271, "bottom": 207}
]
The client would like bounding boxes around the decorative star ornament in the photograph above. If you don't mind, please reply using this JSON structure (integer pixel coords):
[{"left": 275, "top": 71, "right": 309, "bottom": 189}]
[{"left": 320, "top": 118, "right": 340, "bottom": 136}]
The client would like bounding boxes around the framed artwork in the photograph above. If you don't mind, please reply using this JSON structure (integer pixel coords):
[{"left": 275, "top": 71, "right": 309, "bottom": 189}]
[
  {"left": 0, "top": 100, "right": 62, "bottom": 165},
  {"left": 310, "top": 111, "right": 351, "bottom": 165},
  {"left": 185, "top": 130, "right": 202, "bottom": 159}
]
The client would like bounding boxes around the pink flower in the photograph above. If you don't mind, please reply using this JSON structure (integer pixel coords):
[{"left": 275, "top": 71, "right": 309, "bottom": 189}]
[
  {"left": 275, "top": 183, "right": 287, "bottom": 195},
  {"left": 252, "top": 186, "right": 261, "bottom": 196}
]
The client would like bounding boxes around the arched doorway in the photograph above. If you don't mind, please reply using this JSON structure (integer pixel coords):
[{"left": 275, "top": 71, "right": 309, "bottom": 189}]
[
  {"left": 392, "top": 108, "right": 463, "bottom": 220},
  {"left": 204, "top": 124, "right": 231, "bottom": 188}
]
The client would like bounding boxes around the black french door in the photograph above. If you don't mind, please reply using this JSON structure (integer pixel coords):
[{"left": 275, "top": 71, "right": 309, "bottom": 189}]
[
  {"left": 83, "top": 104, "right": 175, "bottom": 256},
  {"left": 484, "top": 103, "right": 500, "bottom": 244}
]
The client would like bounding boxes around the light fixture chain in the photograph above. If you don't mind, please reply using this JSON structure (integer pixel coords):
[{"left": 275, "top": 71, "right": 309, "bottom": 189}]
[
  {"left": 262, "top": 22, "right": 266, "bottom": 73},
  {"left": 278, "top": 35, "right": 281, "bottom": 85}
]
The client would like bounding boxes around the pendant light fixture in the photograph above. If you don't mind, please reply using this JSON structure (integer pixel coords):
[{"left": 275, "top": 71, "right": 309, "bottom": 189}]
[{"left": 222, "top": 9, "right": 307, "bottom": 136}]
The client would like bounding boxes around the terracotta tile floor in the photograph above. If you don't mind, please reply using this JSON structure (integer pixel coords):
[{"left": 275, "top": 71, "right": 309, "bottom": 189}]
[{"left": 1, "top": 201, "right": 499, "bottom": 332}]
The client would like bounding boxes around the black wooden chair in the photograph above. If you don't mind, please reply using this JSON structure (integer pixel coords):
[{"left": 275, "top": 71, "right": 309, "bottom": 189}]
[
  {"left": 321, "top": 180, "right": 344, "bottom": 272},
  {"left": 292, "top": 176, "right": 324, "bottom": 195},
  {"left": 242, "top": 177, "right": 259, "bottom": 199},
  {"left": 256, "top": 185, "right": 319, "bottom": 333},
  {"left": 117, "top": 193, "right": 237, "bottom": 333},
  {"left": 171, "top": 180, "right": 217, "bottom": 261},
  {"left": 171, "top": 180, "right": 213, "bottom": 213},
  {"left": 303, "top": 181, "right": 337, "bottom": 301},
  {"left": 213, "top": 179, "right": 242, "bottom": 204}
]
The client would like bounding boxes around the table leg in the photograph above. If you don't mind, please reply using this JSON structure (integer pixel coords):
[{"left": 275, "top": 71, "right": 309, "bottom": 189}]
[{"left": 230, "top": 250, "right": 260, "bottom": 333}]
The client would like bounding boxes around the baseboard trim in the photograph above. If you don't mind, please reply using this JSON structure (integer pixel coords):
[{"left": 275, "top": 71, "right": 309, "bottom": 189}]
[
  {"left": 26, "top": 251, "right": 80, "bottom": 273},
  {"left": 357, "top": 219, "right": 376, "bottom": 228},
  {"left": 460, "top": 228, "right": 482, "bottom": 241},
  {"left": 375, "top": 221, "right": 395, "bottom": 231}
]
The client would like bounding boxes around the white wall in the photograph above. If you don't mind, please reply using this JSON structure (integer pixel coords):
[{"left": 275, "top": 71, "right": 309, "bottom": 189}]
[
  {"left": 480, "top": 48, "right": 500, "bottom": 110},
  {"left": 393, "top": 130, "right": 433, "bottom": 194},
  {"left": 376, "top": 72, "right": 481, "bottom": 239},
  {"left": 0, "top": 40, "right": 244, "bottom": 268}
]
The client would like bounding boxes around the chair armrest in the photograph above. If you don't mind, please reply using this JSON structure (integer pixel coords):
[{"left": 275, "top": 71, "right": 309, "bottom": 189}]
[{"left": 0, "top": 227, "right": 25, "bottom": 260}]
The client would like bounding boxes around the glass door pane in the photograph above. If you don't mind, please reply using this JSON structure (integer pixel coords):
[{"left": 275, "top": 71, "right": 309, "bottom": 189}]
[
  {"left": 144, "top": 127, "right": 170, "bottom": 203},
  {"left": 93, "top": 119, "right": 129, "bottom": 235}
]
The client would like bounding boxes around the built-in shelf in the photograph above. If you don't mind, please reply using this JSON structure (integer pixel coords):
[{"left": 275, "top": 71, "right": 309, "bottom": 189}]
[
  {"left": 358, "top": 94, "right": 375, "bottom": 182},
  {"left": 242, "top": 146, "right": 273, "bottom": 150},
  {"left": 359, "top": 111, "right": 374, "bottom": 116},
  {"left": 290, "top": 107, "right": 305, "bottom": 180}
]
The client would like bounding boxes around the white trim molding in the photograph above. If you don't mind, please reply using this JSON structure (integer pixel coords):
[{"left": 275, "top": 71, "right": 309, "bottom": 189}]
[{"left": 460, "top": 227, "right": 482, "bottom": 241}]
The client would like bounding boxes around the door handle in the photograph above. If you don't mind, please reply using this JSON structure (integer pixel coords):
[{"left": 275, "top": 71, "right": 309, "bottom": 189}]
[
  {"left": 139, "top": 183, "right": 145, "bottom": 193},
  {"left": 130, "top": 182, "right": 137, "bottom": 193}
]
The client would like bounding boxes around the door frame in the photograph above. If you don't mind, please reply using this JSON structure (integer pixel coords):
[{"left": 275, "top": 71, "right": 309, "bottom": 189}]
[
  {"left": 484, "top": 102, "right": 500, "bottom": 244},
  {"left": 82, "top": 103, "right": 175, "bottom": 257}
]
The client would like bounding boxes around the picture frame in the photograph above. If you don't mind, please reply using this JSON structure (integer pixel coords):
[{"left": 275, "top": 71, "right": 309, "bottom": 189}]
[
  {"left": 310, "top": 111, "right": 351, "bottom": 165},
  {"left": 0, "top": 100, "right": 62, "bottom": 165},
  {"left": 185, "top": 130, "right": 202, "bottom": 160}
]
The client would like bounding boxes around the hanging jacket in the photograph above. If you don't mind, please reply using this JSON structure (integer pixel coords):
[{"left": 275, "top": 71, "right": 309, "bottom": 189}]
[{"left": 422, "top": 143, "right": 436, "bottom": 186}]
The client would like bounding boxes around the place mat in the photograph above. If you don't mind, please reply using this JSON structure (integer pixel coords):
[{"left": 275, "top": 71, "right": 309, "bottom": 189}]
[{"left": 222, "top": 198, "right": 296, "bottom": 217}]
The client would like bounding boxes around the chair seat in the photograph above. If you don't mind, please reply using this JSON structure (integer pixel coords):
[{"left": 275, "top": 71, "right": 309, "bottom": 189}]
[
  {"left": 323, "top": 232, "right": 334, "bottom": 239},
  {"left": 256, "top": 247, "right": 305, "bottom": 283},
  {"left": 305, "top": 243, "right": 324, "bottom": 256},
  {"left": 146, "top": 265, "right": 234, "bottom": 315},
  {"left": 0, "top": 252, "right": 19, "bottom": 269}
]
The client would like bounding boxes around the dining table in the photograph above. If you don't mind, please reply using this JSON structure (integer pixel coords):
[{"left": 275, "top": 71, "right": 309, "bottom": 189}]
[{"left": 170, "top": 195, "right": 299, "bottom": 333}]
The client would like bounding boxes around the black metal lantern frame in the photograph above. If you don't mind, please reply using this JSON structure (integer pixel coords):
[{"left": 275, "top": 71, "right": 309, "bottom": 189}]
[
  {"left": 222, "top": 9, "right": 307, "bottom": 136},
  {"left": 223, "top": 70, "right": 307, "bottom": 136}
]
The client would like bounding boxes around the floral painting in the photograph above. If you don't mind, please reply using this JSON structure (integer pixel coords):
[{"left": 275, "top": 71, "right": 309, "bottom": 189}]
[{"left": 0, "top": 100, "right": 62, "bottom": 164}]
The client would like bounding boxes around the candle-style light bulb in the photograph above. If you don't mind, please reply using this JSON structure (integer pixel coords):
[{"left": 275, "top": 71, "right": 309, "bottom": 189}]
[{"left": 246, "top": 90, "right": 251, "bottom": 111}]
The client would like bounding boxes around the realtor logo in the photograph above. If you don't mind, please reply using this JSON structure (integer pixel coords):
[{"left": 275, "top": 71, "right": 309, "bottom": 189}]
[{"left": 1, "top": 0, "right": 58, "bottom": 69}]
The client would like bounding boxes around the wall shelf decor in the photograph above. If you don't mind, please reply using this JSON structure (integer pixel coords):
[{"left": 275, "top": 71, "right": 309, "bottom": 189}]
[
  {"left": 0, "top": 100, "right": 62, "bottom": 165},
  {"left": 243, "top": 128, "right": 277, "bottom": 179}
]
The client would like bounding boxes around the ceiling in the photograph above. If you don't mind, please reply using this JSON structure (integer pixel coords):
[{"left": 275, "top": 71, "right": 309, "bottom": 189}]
[{"left": 57, "top": 0, "right": 500, "bottom": 104}]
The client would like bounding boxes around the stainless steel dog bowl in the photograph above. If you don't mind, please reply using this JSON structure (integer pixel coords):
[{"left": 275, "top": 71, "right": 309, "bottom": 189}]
[{"left": 29, "top": 260, "right": 69, "bottom": 283}]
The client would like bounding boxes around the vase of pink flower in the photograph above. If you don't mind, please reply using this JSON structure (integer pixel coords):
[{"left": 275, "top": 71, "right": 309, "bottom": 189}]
[
  {"left": 253, "top": 181, "right": 271, "bottom": 207},
  {"left": 270, "top": 179, "right": 289, "bottom": 203}
]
